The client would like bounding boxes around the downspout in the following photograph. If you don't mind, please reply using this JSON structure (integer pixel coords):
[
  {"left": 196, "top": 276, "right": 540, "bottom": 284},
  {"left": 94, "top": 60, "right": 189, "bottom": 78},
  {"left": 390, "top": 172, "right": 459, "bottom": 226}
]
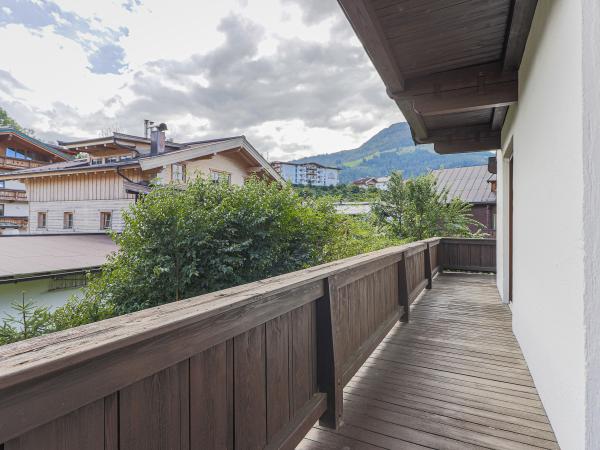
[{"left": 116, "top": 166, "right": 140, "bottom": 202}]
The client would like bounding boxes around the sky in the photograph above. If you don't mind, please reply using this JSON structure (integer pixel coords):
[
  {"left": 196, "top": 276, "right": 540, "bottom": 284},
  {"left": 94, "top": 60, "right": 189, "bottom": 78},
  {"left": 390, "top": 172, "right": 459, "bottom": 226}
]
[{"left": 0, "top": 0, "right": 404, "bottom": 160}]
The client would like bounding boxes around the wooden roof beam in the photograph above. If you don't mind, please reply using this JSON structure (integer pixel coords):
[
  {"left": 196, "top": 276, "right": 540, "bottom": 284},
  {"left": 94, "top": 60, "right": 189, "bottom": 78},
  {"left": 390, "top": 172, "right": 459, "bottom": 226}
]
[
  {"left": 391, "top": 79, "right": 518, "bottom": 116},
  {"left": 504, "top": 0, "right": 538, "bottom": 71},
  {"left": 338, "top": 0, "right": 405, "bottom": 93},
  {"left": 428, "top": 126, "right": 501, "bottom": 154}
]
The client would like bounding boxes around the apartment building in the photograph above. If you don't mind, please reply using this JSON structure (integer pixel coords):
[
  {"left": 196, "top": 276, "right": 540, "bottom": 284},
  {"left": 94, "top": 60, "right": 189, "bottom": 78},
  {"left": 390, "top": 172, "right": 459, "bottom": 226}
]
[{"left": 271, "top": 161, "right": 340, "bottom": 186}]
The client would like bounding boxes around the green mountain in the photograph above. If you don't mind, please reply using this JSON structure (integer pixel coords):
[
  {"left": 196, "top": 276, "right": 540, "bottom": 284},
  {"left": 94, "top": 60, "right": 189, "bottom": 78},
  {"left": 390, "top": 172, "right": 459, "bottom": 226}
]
[{"left": 292, "top": 122, "right": 492, "bottom": 183}]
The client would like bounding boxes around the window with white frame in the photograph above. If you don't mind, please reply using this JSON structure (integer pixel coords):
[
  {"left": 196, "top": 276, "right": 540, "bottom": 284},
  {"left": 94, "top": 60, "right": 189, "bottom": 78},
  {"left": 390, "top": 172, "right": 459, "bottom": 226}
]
[
  {"left": 63, "top": 212, "right": 74, "bottom": 229},
  {"left": 172, "top": 163, "right": 186, "bottom": 182},
  {"left": 37, "top": 211, "right": 47, "bottom": 228},
  {"left": 100, "top": 211, "right": 112, "bottom": 230},
  {"left": 210, "top": 169, "right": 231, "bottom": 184}
]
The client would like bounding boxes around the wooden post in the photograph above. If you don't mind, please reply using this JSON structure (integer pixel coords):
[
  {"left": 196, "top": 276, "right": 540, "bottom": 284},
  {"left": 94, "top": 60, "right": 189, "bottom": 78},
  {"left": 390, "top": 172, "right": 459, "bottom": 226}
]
[
  {"left": 397, "top": 255, "right": 409, "bottom": 322},
  {"left": 424, "top": 244, "right": 433, "bottom": 289},
  {"left": 316, "top": 277, "right": 342, "bottom": 429}
]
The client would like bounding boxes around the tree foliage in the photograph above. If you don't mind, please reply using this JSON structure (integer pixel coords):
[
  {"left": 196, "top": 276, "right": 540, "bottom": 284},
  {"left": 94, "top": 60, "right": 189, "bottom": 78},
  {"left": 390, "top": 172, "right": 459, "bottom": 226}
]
[
  {"left": 295, "top": 183, "right": 381, "bottom": 202},
  {"left": 0, "top": 107, "right": 34, "bottom": 135},
  {"left": 84, "top": 178, "right": 363, "bottom": 314},
  {"left": 373, "top": 172, "right": 483, "bottom": 241}
]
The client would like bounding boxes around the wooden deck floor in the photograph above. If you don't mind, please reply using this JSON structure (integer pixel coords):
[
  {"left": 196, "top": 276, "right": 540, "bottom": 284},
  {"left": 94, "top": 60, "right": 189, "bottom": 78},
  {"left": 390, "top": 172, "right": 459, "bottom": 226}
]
[{"left": 298, "top": 273, "right": 559, "bottom": 450}]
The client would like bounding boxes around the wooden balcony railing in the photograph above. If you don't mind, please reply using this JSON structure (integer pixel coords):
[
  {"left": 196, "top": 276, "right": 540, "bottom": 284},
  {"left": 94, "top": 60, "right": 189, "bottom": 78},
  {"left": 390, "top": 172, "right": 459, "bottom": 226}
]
[
  {"left": 0, "top": 237, "right": 494, "bottom": 450},
  {"left": 0, "top": 216, "right": 28, "bottom": 228},
  {"left": 0, "top": 190, "right": 27, "bottom": 202},
  {"left": 0, "top": 156, "right": 47, "bottom": 170}
]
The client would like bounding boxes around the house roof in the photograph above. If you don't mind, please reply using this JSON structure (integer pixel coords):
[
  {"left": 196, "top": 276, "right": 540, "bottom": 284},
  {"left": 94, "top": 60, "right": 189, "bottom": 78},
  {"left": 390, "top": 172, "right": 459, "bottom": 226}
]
[
  {"left": 0, "top": 234, "right": 117, "bottom": 283},
  {"left": 0, "top": 136, "right": 284, "bottom": 183},
  {"left": 0, "top": 128, "right": 72, "bottom": 161},
  {"left": 338, "top": 1, "right": 537, "bottom": 154},
  {"left": 352, "top": 177, "right": 377, "bottom": 185},
  {"left": 432, "top": 165, "right": 496, "bottom": 204}
]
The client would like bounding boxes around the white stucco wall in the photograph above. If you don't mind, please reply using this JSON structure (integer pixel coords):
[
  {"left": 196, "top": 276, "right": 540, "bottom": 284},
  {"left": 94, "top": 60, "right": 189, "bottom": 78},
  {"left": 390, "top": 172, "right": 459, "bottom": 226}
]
[
  {"left": 582, "top": 0, "right": 600, "bottom": 447},
  {"left": 497, "top": 2, "right": 587, "bottom": 448}
]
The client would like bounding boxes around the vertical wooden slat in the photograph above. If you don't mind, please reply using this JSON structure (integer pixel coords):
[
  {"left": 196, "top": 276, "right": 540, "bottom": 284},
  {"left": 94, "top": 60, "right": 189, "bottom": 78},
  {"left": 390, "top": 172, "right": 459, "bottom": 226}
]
[
  {"left": 5, "top": 399, "right": 104, "bottom": 450},
  {"left": 190, "top": 342, "right": 230, "bottom": 449},
  {"left": 291, "top": 304, "right": 312, "bottom": 416},
  {"left": 397, "top": 255, "right": 409, "bottom": 322},
  {"left": 266, "top": 314, "right": 290, "bottom": 441},
  {"left": 104, "top": 393, "right": 119, "bottom": 450},
  {"left": 119, "top": 361, "right": 189, "bottom": 450},
  {"left": 425, "top": 245, "right": 433, "bottom": 289},
  {"left": 234, "top": 326, "right": 267, "bottom": 450},
  {"left": 316, "top": 278, "right": 341, "bottom": 429}
]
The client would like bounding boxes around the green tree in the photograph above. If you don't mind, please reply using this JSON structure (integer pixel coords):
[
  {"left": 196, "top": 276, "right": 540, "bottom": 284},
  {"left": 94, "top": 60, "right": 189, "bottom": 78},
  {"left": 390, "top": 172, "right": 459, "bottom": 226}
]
[
  {"left": 373, "top": 171, "right": 482, "bottom": 241},
  {"left": 0, "top": 292, "right": 52, "bottom": 345},
  {"left": 0, "top": 107, "right": 34, "bottom": 135},
  {"left": 85, "top": 178, "right": 345, "bottom": 314}
]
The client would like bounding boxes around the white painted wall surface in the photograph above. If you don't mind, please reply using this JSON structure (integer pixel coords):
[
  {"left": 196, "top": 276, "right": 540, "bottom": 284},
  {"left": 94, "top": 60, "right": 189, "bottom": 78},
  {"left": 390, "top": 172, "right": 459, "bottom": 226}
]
[
  {"left": 498, "top": 2, "right": 587, "bottom": 448},
  {"left": 582, "top": 0, "right": 600, "bottom": 447},
  {"left": 1, "top": 202, "right": 27, "bottom": 216},
  {"left": 186, "top": 153, "right": 252, "bottom": 186},
  {"left": 28, "top": 199, "right": 133, "bottom": 233}
]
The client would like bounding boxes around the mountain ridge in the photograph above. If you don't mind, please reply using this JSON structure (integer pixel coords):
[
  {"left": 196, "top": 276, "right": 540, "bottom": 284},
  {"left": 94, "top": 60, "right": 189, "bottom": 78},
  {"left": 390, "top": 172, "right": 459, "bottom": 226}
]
[{"left": 292, "top": 122, "right": 492, "bottom": 183}]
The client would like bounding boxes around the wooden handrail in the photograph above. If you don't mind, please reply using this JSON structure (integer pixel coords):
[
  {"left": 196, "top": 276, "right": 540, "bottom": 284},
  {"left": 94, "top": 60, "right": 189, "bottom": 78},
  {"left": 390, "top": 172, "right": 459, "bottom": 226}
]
[{"left": 0, "top": 237, "right": 495, "bottom": 449}]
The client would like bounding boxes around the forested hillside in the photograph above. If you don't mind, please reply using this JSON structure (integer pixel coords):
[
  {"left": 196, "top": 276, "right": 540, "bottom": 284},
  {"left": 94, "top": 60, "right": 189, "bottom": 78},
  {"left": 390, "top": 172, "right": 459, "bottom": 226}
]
[{"left": 292, "top": 122, "right": 492, "bottom": 183}]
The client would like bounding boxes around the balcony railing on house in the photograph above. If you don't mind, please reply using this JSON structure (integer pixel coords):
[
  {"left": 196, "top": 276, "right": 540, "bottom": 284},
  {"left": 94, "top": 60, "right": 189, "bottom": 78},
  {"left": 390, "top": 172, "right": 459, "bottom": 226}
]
[
  {"left": 0, "top": 237, "right": 535, "bottom": 450},
  {"left": 0, "top": 190, "right": 27, "bottom": 202},
  {"left": 0, "top": 216, "right": 28, "bottom": 228},
  {"left": 0, "top": 156, "right": 47, "bottom": 170}
]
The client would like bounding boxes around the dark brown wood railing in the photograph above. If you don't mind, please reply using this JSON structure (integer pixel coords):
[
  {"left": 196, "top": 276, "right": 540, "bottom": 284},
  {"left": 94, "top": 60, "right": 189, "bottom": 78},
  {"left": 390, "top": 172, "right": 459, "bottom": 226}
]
[
  {"left": 440, "top": 238, "right": 496, "bottom": 272},
  {"left": 0, "top": 237, "right": 494, "bottom": 450}
]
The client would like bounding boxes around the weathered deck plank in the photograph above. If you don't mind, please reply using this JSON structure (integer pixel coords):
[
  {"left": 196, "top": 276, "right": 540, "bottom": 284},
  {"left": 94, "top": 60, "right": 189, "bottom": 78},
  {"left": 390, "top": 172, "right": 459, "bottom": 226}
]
[{"left": 298, "top": 273, "right": 559, "bottom": 450}]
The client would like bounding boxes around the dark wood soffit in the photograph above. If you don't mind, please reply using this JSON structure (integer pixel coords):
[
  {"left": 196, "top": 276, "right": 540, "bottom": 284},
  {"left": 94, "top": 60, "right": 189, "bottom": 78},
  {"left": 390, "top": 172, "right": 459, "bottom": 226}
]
[{"left": 339, "top": 0, "right": 538, "bottom": 154}]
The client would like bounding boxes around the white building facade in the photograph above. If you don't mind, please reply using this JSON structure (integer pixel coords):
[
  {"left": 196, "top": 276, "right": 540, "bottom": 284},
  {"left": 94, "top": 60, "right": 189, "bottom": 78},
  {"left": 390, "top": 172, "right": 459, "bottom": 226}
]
[
  {"left": 271, "top": 162, "right": 340, "bottom": 186},
  {"left": 495, "top": 2, "right": 600, "bottom": 448}
]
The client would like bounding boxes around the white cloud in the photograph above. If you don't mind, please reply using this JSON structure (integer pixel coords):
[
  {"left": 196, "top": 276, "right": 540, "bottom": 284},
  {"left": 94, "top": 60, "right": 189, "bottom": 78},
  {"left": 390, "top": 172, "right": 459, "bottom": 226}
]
[{"left": 0, "top": 1, "right": 404, "bottom": 157}]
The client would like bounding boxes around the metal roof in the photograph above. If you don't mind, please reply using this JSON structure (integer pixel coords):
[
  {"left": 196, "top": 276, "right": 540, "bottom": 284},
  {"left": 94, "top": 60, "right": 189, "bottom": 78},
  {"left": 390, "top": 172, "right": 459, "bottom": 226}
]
[
  {"left": 432, "top": 165, "right": 496, "bottom": 204},
  {"left": 0, "top": 234, "right": 117, "bottom": 282}
]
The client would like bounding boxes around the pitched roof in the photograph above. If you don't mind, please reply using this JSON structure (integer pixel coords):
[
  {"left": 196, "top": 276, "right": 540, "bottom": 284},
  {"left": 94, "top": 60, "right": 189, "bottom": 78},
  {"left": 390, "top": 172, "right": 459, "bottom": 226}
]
[
  {"left": 432, "top": 165, "right": 496, "bottom": 204},
  {"left": 0, "top": 234, "right": 117, "bottom": 282},
  {"left": 0, "top": 128, "right": 72, "bottom": 161},
  {"left": 0, "top": 159, "right": 138, "bottom": 179},
  {"left": 0, "top": 136, "right": 283, "bottom": 183}
]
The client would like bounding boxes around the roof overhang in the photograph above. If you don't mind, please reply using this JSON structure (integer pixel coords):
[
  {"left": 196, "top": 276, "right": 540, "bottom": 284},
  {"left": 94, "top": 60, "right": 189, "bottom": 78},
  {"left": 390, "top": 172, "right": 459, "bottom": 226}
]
[
  {"left": 0, "top": 128, "right": 71, "bottom": 161},
  {"left": 0, "top": 162, "right": 140, "bottom": 181},
  {"left": 138, "top": 136, "right": 285, "bottom": 184},
  {"left": 338, "top": 0, "right": 537, "bottom": 154}
]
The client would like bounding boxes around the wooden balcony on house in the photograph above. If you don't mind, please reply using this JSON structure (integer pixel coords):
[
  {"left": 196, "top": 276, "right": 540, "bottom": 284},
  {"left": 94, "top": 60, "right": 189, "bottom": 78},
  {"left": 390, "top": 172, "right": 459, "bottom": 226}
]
[
  {"left": 0, "top": 156, "right": 47, "bottom": 170},
  {"left": 0, "top": 190, "right": 27, "bottom": 202},
  {"left": 0, "top": 216, "right": 28, "bottom": 229},
  {"left": 0, "top": 238, "right": 557, "bottom": 449}
]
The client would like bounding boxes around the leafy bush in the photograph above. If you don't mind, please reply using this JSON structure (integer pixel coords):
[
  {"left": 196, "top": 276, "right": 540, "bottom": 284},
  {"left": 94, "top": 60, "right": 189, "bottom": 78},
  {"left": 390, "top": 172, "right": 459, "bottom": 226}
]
[
  {"left": 374, "top": 172, "right": 483, "bottom": 241},
  {"left": 85, "top": 178, "right": 347, "bottom": 314},
  {"left": 1, "top": 178, "right": 407, "bottom": 345}
]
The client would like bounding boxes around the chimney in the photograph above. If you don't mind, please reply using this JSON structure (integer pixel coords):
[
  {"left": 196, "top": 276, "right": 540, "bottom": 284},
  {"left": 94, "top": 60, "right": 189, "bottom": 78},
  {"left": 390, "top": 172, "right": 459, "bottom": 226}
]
[{"left": 150, "top": 122, "right": 168, "bottom": 155}]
